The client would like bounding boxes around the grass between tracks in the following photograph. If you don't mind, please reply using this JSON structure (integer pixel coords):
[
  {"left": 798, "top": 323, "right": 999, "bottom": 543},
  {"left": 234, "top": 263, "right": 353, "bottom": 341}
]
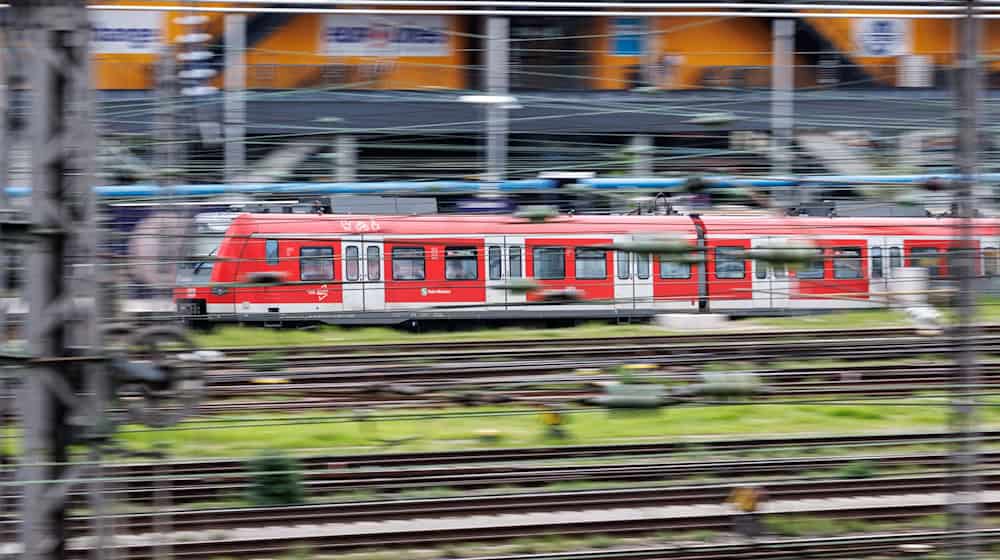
[
  {"left": 192, "top": 322, "right": 677, "bottom": 348},
  {"left": 118, "top": 396, "right": 1000, "bottom": 458},
  {"left": 190, "top": 296, "right": 1000, "bottom": 349}
]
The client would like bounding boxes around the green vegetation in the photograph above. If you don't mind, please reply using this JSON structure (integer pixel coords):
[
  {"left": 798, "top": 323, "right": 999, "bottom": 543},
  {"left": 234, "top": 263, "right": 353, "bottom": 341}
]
[
  {"left": 764, "top": 513, "right": 948, "bottom": 537},
  {"left": 751, "top": 295, "right": 1000, "bottom": 330},
  {"left": 749, "top": 308, "right": 911, "bottom": 330},
  {"left": 120, "top": 397, "right": 1000, "bottom": 458},
  {"left": 244, "top": 451, "right": 304, "bottom": 506},
  {"left": 193, "top": 322, "right": 674, "bottom": 349}
]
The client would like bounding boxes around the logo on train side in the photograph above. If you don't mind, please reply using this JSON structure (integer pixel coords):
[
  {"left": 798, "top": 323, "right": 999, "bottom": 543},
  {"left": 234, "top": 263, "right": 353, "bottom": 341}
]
[
  {"left": 340, "top": 219, "right": 381, "bottom": 233},
  {"left": 307, "top": 284, "right": 330, "bottom": 301}
]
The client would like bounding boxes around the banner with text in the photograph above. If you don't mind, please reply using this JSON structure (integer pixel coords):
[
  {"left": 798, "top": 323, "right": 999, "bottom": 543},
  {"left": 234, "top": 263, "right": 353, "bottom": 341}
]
[
  {"left": 853, "top": 18, "right": 910, "bottom": 57},
  {"left": 91, "top": 10, "right": 163, "bottom": 54},
  {"left": 323, "top": 15, "right": 450, "bottom": 57}
]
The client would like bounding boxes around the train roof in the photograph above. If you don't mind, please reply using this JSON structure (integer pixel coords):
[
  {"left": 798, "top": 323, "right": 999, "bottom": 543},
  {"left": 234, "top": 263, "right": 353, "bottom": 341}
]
[
  {"left": 228, "top": 213, "right": 697, "bottom": 236},
  {"left": 226, "top": 213, "right": 1000, "bottom": 238}
]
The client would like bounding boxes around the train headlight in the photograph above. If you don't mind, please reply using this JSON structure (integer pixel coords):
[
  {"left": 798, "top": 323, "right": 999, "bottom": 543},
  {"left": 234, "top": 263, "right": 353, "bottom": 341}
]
[{"left": 211, "top": 286, "right": 229, "bottom": 296}]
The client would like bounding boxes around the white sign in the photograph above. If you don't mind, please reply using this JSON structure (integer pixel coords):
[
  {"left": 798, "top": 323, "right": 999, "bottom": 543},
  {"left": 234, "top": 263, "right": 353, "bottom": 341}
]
[
  {"left": 854, "top": 18, "right": 910, "bottom": 57},
  {"left": 91, "top": 10, "right": 162, "bottom": 54},
  {"left": 323, "top": 15, "right": 449, "bottom": 57}
]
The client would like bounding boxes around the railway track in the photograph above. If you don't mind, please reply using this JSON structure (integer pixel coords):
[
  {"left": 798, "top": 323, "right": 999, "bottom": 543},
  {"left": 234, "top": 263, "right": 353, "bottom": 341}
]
[
  {"left": 52, "top": 477, "right": 1000, "bottom": 559},
  {"left": 198, "top": 362, "right": 1000, "bottom": 412},
  {"left": 209, "top": 325, "right": 1000, "bottom": 358},
  {"left": 202, "top": 329, "right": 1000, "bottom": 373},
  {"left": 52, "top": 471, "right": 1000, "bottom": 536},
  {"left": 6, "top": 430, "right": 1000, "bottom": 508}
]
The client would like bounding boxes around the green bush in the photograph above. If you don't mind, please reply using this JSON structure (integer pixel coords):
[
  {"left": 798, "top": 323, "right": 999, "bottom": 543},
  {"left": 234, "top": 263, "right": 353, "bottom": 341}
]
[
  {"left": 245, "top": 451, "right": 304, "bottom": 506},
  {"left": 247, "top": 351, "right": 285, "bottom": 373},
  {"left": 836, "top": 460, "right": 875, "bottom": 479}
]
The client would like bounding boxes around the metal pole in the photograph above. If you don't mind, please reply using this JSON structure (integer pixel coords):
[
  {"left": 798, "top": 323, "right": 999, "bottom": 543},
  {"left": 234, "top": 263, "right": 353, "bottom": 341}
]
[
  {"left": 950, "top": 2, "right": 980, "bottom": 559},
  {"left": 771, "top": 19, "right": 794, "bottom": 181},
  {"left": 336, "top": 135, "right": 358, "bottom": 182},
  {"left": 630, "top": 135, "right": 653, "bottom": 176},
  {"left": 13, "top": 1, "right": 101, "bottom": 559},
  {"left": 224, "top": 14, "right": 246, "bottom": 183},
  {"left": 485, "top": 16, "right": 508, "bottom": 183},
  {"left": 156, "top": 45, "right": 177, "bottom": 178}
]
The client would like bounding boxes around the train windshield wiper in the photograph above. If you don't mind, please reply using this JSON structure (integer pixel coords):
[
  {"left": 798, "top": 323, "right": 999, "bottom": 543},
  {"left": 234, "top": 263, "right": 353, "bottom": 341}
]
[{"left": 192, "top": 248, "right": 217, "bottom": 276}]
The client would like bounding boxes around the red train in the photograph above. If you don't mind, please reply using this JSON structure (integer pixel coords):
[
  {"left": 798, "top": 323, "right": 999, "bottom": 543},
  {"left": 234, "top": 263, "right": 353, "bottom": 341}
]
[{"left": 173, "top": 212, "right": 999, "bottom": 324}]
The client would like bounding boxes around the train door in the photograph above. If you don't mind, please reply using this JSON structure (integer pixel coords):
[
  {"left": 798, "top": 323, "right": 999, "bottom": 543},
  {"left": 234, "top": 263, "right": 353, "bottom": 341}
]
[
  {"left": 869, "top": 238, "right": 890, "bottom": 300},
  {"left": 750, "top": 238, "right": 790, "bottom": 310},
  {"left": 485, "top": 236, "right": 508, "bottom": 307},
  {"left": 342, "top": 237, "right": 385, "bottom": 312},
  {"left": 485, "top": 236, "right": 526, "bottom": 308},
  {"left": 633, "top": 253, "right": 653, "bottom": 308},
  {"left": 613, "top": 244, "right": 634, "bottom": 312},
  {"left": 613, "top": 237, "right": 654, "bottom": 312},
  {"left": 362, "top": 239, "right": 385, "bottom": 311}
]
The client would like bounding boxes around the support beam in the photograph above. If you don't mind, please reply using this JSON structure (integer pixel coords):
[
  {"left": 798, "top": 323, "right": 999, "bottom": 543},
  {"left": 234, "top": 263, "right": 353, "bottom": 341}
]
[
  {"left": 950, "top": 3, "right": 980, "bottom": 559},
  {"left": 224, "top": 14, "right": 246, "bottom": 183},
  {"left": 155, "top": 45, "right": 177, "bottom": 178},
  {"left": 336, "top": 135, "right": 358, "bottom": 182},
  {"left": 771, "top": 19, "right": 794, "bottom": 180},
  {"left": 629, "top": 135, "right": 653, "bottom": 176},
  {"left": 12, "top": 1, "right": 101, "bottom": 558},
  {"left": 485, "top": 16, "right": 509, "bottom": 183}
]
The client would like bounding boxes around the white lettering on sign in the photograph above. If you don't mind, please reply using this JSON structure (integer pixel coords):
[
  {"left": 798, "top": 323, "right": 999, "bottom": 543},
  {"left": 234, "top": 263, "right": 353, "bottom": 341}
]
[
  {"left": 339, "top": 218, "right": 381, "bottom": 233},
  {"left": 91, "top": 10, "right": 163, "bottom": 54},
  {"left": 307, "top": 284, "right": 330, "bottom": 301},
  {"left": 420, "top": 288, "right": 451, "bottom": 296},
  {"left": 323, "top": 15, "right": 450, "bottom": 57}
]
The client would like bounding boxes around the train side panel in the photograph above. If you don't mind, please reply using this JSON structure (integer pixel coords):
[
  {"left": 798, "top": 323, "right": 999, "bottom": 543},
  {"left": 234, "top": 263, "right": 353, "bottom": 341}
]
[{"left": 384, "top": 238, "right": 486, "bottom": 306}]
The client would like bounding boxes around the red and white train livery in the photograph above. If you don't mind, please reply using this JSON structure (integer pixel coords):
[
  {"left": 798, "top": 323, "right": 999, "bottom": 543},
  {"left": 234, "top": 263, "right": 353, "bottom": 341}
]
[{"left": 173, "top": 213, "right": 1000, "bottom": 324}]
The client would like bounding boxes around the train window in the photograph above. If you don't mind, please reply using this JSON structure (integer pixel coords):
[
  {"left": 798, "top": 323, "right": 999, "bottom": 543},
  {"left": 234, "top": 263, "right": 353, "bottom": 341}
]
[
  {"left": 796, "top": 249, "right": 825, "bottom": 280},
  {"left": 715, "top": 247, "right": 745, "bottom": 279},
  {"left": 910, "top": 247, "right": 941, "bottom": 278},
  {"left": 489, "top": 246, "right": 502, "bottom": 280},
  {"left": 300, "top": 247, "right": 335, "bottom": 281},
  {"left": 616, "top": 250, "right": 630, "bottom": 280},
  {"left": 660, "top": 258, "right": 690, "bottom": 279},
  {"left": 986, "top": 248, "right": 998, "bottom": 277},
  {"left": 833, "top": 247, "right": 863, "bottom": 279},
  {"left": 509, "top": 246, "right": 522, "bottom": 278},
  {"left": 755, "top": 261, "right": 767, "bottom": 280},
  {"left": 889, "top": 247, "right": 902, "bottom": 272},
  {"left": 392, "top": 247, "right": 425, "bottom": 281},
  {"left": 575, "top": 248, "right": 607, "bottom": 280},
  {"left": 636, "top": 254, "right": 650, "bottom": 280},
  {"left": 265, "top": 239, "right": 279, "bottom": 266},
  {"left": 445, "top": 246, "right": 478, "bottom": 281},
  {"left": 367, "top": 246, "right": 381, "bottom": 281},
  {"left": 345, "top": 246, "right": 360, "bottom": 282},
  {"left": 871, "top": 247, "right": 883, "bottom": 279},
  {"left": 533, "top": 247, "right": 565, "bottom": 280}
]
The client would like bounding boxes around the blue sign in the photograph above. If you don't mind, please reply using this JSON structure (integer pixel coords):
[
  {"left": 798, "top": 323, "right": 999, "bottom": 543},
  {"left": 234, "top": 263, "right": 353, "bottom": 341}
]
[
  {"left": 613, "top": 18, "right": 643, "bottom": 56},
  {"left": 855, "top": 19, "right": 908, "bottom": 57},
  {"left": 324, "top": 15, "right": 449, "bottom": 56}
]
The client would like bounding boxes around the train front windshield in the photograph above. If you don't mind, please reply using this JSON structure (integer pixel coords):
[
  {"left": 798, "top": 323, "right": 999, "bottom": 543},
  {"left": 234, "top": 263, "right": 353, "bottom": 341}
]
[{"left": 176, "top": 232, "right": 222, "bottom": 285}]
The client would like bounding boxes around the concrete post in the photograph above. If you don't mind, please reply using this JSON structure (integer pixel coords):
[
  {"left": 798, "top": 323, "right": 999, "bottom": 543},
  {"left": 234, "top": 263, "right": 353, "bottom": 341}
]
[
  {"left": 771, "top": 19, "right": 794, "bottom": 179},
  {"left": 336, "top": 135, "right": 358, "bottom": 182},
  {"left": 485, "top": 16, "right": 509, "bottom": 182},
  {"left": 630, "top": 135, "right": 654, "bottom": 176},
  {"left": 224, "top": 14, "right": 246, "bottom": 183}
]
